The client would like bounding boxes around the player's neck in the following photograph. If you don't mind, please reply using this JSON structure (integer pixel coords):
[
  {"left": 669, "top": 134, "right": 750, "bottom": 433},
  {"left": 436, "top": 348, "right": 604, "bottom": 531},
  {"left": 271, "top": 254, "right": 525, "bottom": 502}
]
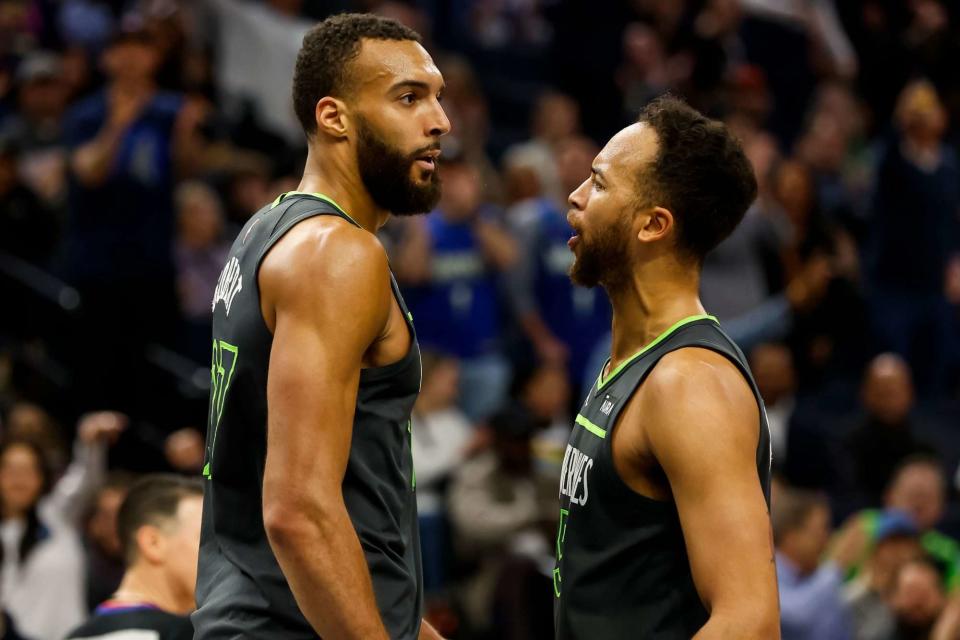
[
  {"left": 114, "top": 565, "right": 192, "bottom": 615},
  {"left": 606, "top": 258, "right": 704, "bottom": 371},
  {"left": 298, "top": 147, "right": 390, "bottom": 232}
]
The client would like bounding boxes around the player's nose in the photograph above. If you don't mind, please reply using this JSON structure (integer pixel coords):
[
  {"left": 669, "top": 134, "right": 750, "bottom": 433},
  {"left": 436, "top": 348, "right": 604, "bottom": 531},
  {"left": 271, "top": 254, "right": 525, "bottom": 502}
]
[
  {"left": 568, "top": 177, "right": 590, "bottom": 210},
  {"left": 427, "top": 100, "right": 451, "bottom": 138}
]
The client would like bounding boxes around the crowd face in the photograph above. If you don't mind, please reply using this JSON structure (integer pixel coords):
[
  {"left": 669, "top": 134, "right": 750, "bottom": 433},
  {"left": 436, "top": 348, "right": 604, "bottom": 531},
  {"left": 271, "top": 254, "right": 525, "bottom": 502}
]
[
  {"left": 862, "top": 354, "right": 914, "bottom": 425},
  {"left": 886, "top": 464, "right": 945, "bottom": 532},
  {"left": 0, "top": 443, "right": 45, "bottom": 518},
  {"left": 438, "top": 161, "right": 483, "bottom": 221},
  {"left": 103, "top": 39, "right": 160, "bottom": 85},
  {"left": 870, "top": 536, "right": 924, "bottom": 593},
  {"left": 750, "top": 343, "right": 796, "bottom": 406},
  {"left": 88, "top": 487, "right": 127, "bottom": 559},
  {"left": 788, "top": 503, "right": 832, "bottom": 575},
  {"left": 423, "top": 358, "right": 461, "bottom": 409},
  {"left": 889, "top": 561, "right": 946, "bottom": 631}
]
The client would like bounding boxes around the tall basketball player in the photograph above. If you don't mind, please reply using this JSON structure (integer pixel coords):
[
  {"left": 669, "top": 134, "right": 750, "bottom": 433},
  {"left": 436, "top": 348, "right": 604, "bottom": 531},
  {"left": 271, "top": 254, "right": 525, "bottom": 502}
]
[
  {"left": 193, "top": 14, "right": 448, "bottom": 640},
  {"left": 553, "top": 96, "right": 780, "bottom": 639}
]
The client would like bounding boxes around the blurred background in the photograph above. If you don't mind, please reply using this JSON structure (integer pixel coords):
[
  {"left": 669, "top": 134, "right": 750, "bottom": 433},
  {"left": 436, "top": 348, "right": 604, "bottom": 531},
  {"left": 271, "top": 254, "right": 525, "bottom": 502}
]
[{"left": 1, "top": 0, "right": 960, "bottom": 638}]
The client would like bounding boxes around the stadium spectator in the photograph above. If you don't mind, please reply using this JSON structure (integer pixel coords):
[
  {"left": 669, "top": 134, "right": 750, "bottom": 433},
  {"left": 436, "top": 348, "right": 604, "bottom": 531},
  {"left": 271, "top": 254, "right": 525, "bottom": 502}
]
[
  {"left": 750, "top": 342, "right": 797, "bottom": 464},
  {"left": 394, "top": 156, "right": 517, "bottom": 420},
  {"left": 410, "top": 351, "right": 473, "bottom": 593},
  {"left": 844, "top": 354, "right": 933, "bottom": 504},
  {"left": 889, "top": 557, "right": 948, "bottom": 640},
  {"left": 0, "top": 411, "right": 125, "bottom": 639},
  {"left": 448, "top": 403, "right": 549, "bottom": 631},
  {"left": 867, "top": 80, "right": 960, "bottom": 394},
  {"left": 84, "top": 472, "right": 136, "bottom": 612},
  {"left": 773, "top": 486, "right": 854, "bottom": 640},
  {"left": 1, "top": 51, "right": 70, "bottom": 206},
  {"left": 843, "top": 510, "right": 924, "bottom": 640},
  {"left": 504, "top": 144, "right": 611, "bottom": 385},
  {"left": 837, "top": 455, "right": 960, "bottom": 591}
]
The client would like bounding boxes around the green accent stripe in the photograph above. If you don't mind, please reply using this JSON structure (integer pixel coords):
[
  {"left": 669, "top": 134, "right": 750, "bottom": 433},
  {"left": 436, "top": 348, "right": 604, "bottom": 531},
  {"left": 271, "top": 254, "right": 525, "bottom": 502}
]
[
  {"left": 271, "top": 191, "right": 360, "bottom": 227},
  {"left": 596, "top": 314, "right": 719, "bottom": 391},
  {"left": 575, "top": 414, "right": 606, "bottom": 439}
]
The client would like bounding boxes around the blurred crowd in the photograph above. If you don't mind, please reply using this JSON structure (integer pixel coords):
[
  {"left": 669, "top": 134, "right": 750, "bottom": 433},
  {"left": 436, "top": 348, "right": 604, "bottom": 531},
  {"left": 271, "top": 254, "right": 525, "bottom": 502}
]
[{"left": 1, "top": 0, "right": 960, "bottom": 638}]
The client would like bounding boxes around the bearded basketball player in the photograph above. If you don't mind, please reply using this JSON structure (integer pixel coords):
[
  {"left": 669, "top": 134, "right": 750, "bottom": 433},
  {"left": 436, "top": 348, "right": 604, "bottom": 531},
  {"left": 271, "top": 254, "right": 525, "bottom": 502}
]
[
  {"left": 193, "top": 14, "right": 447, "bottom": 640},
  {"left": 553, "top": 96, "right": 781, "bottom": 639}
]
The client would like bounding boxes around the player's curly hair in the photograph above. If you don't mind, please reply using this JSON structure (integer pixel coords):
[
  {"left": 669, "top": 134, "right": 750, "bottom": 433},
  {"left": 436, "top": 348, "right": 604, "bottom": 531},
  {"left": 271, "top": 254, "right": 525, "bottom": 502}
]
[
  {"left": 292, "top": 13, "right": 422, "bottom": 136},
  {"left": 637, "top": 95, "right": 757, "bottom": 264}
]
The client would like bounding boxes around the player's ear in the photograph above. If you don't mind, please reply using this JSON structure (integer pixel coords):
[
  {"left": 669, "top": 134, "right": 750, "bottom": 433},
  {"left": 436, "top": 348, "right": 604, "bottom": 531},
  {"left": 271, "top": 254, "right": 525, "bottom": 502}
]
[
  {"left": 315, "top": 96, "right": 349, "bottom": 139},
  {"left": 637, "top": 206, "right": 673, "bottom": 243}
]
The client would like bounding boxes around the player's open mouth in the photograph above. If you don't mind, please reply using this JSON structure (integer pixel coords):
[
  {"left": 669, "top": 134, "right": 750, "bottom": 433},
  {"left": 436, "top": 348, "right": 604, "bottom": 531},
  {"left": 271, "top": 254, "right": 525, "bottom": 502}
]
[
  {"left": 568, "top": 235, "right": 580, "bottom": 250},
  {"left": 415, "top": 150, "right": 441, "bottom": 171}
]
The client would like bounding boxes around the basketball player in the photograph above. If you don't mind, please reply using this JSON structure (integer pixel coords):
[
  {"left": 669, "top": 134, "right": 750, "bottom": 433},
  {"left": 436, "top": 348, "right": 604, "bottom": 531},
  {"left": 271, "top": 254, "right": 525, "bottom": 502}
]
[
  {"left": 553, "top": 96, "right": 780, "bottom": 638},
  {"left": 193, "top": 14, "right": 448, "bottom": 640}
]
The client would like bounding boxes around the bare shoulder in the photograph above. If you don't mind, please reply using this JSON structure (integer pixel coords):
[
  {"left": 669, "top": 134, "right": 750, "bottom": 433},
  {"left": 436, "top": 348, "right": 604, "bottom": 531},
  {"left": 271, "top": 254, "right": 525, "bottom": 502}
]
[
  {"left": 261, "top": 217, "right": 388, "bottom": 289},
  {"left": 258, "top": 217, "right": 391, "bottom": 332},
  {"left": 260, "top": 218, "right": 389, "bottom": 302},
  {"left": 639, "top": 347, "right": 759, "bottom": 460}
]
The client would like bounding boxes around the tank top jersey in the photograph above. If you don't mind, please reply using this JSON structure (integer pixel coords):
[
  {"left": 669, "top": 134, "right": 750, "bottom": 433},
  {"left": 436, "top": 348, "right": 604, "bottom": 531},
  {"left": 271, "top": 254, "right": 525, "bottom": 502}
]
[
  {"left": 553, "top": 315, "right": 772, "bottom": 639},
  {"left": 193, "top": 192, "right": 423, "bottom": 639}
]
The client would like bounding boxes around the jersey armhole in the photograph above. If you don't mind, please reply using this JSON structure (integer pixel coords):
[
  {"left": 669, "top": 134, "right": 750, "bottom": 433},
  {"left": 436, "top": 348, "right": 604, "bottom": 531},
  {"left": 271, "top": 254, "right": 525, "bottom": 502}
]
[
  {"left": 603, "top": 340, "right": 766, "bottom": 504},
  {"left": 252, "top": 199, "right": 361, "bottom": 336}
]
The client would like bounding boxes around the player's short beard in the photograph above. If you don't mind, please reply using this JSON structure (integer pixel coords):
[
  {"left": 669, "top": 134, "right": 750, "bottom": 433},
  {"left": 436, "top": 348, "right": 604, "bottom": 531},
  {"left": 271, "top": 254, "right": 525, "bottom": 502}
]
[
  {"left": 356, "top": 115, "right": 441, "bottom": 216},
  {"left": 569, "top": 213, "right": 632, "bottom": 290}
]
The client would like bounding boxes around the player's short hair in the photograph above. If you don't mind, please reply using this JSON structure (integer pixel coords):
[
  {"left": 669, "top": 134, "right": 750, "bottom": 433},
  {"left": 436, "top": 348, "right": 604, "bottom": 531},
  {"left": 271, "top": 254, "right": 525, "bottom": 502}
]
[
  {"left": 770, "top": 487, "right": 827, "bottom": 545},
  {"left": 292, "top": 13, "right": 422, "bottom": 136},
  {"left": 116, "top": 474, "right": 202, "bottom": 566},
  {"left": 636, "top": 95, "right": 757, "bottom": 264}
]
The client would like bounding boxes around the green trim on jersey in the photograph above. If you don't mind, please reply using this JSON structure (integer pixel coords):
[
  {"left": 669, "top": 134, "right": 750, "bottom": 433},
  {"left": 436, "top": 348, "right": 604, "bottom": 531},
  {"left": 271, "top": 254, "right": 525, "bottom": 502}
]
[
  {"left": 596, "top": 314, "right": 719, "bottom": 391},
  {"left": 270, "top": 191, "right": 359, "bottom": 227},
  {"left": 575, "top": 413, "right": 607, "bottom": 439}
]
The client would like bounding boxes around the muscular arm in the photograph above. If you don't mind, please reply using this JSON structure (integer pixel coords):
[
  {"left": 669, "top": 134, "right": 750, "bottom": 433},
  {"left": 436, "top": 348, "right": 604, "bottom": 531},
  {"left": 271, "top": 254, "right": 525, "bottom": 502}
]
[
  {"left": 260, "top": 220, "right": 392, "bottom": 639},
  {"left": 642, "top": 349, "right": 780, "bottom": 639}
]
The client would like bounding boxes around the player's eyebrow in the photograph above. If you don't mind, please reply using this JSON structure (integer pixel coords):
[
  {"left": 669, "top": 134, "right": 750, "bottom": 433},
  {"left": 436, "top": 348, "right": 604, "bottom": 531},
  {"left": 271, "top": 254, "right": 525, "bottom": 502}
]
[
  {"left": 591, "top": 166, "right": 606, "bottom": 182},
  {"left": 388, "top": 79, "right": 445, "bottom": 94}
]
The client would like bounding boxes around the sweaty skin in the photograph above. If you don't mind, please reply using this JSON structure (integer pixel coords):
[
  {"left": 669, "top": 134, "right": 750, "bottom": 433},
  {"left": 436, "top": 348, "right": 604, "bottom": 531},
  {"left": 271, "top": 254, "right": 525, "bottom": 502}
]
[
  {"left": 258, "top": 37, "right": 449, "bottom": 640},
  {"left": 612, "top": 347, "right": 780, "bottom": 639},
  {"left": 565, "top": 120, "right": 780, "bottom": 639}
]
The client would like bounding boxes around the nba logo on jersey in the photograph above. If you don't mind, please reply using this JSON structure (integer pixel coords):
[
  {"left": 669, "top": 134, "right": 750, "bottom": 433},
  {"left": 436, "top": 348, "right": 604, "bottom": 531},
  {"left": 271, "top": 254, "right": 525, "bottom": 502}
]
[{"left": 600, "top": 396, "right": 616, "bottom": 416}]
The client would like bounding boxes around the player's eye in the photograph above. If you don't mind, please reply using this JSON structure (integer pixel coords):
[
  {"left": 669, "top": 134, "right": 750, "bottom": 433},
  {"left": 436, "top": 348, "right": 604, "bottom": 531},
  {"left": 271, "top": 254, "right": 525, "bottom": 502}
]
[
  {"left": 400, "top": 94, "right": 416, "bottom": 105},
  {"left": 592, "top": 176, "right": 605, "bottom": 191}
]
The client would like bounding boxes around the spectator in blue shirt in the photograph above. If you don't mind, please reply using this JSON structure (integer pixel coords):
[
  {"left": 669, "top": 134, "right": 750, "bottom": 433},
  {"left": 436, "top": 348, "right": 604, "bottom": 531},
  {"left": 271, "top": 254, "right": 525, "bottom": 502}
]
[
  {"left": 504, "top": 138, "right": 610, "bottom": 389},
  {"left": 773, "top": 486, "right": 854, "bottom": 640},
  {"left": 394, "top": 156, "right": 518, "bottom": 420},
  {"left": 61, "top": 22, "right": 205, "bottom": 413}
]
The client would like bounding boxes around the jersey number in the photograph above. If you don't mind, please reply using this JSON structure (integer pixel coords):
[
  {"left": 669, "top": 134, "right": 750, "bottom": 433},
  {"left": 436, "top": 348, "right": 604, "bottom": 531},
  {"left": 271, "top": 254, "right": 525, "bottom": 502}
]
[
  {"left": 554, "top": 508, "right": 569, "bottom": 597},
  {"left": 203, "top": 339, "right": 239, "bottom": 478}
]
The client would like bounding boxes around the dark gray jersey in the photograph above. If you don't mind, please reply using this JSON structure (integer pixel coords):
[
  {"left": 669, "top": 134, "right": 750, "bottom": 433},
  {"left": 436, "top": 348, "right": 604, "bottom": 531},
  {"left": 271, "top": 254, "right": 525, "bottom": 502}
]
[
  {"left": 554, "top": 315, "right": 772, "bottom": 639},
  {"left": 193, "top": 192, "right": 422, "bottom": 639}
]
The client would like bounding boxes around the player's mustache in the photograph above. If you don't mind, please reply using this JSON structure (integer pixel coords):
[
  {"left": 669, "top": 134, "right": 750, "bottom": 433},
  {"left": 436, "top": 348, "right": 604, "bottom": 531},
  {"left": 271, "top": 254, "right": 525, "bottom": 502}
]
[{"left": 409, "top": 143, "right": 442, "bottom": 160}]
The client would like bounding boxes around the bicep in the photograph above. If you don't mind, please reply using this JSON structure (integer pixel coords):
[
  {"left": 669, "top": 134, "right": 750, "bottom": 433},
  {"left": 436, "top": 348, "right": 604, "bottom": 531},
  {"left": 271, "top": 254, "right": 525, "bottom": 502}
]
[
  {"left": 646, "top": 353, "right": 775, "bottom": 612},
  {"left": 264, "top": 306, "right": 363, "bottom": 496}
]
